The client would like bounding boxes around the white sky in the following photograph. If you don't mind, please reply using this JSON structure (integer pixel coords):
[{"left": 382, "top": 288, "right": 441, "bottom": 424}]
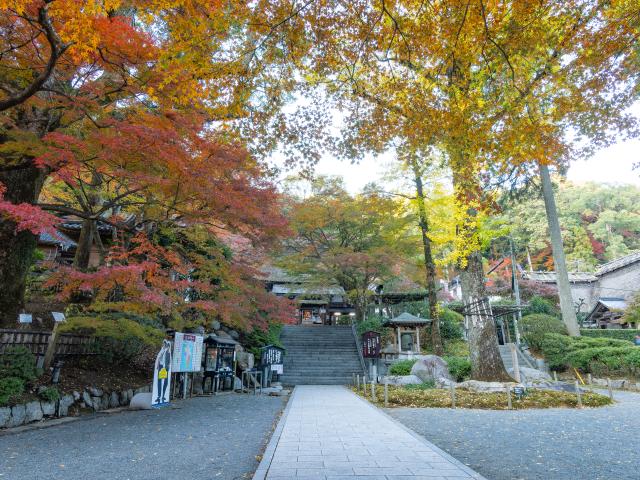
[{"left": 272, "top": 103, "right": 640, "bottom": 194}]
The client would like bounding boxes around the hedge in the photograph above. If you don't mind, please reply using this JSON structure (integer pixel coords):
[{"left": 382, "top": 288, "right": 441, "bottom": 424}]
[
  {"left": 580, "top": 329, "right": 640, "bottom": 342},
  {"left": 520, "top": 314, "right": 567, "bottom": 351},
  {"left": 540, "top": 333, "right": 639, "bottom": 376}
]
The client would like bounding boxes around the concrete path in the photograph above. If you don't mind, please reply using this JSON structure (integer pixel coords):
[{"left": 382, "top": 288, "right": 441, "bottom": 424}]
[{"left": 255, "top": 385, "right": 485, "bottom": 480}]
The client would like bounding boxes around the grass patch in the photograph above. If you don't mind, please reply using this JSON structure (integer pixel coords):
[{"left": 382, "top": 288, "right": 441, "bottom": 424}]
[{"left": 352, "top": 385, "right": 612, "bottom": 410}]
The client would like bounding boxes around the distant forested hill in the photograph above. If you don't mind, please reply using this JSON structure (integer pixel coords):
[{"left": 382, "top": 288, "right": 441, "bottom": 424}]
[{"left": 499, "top": 182, "right": 640, "bottom": 271}]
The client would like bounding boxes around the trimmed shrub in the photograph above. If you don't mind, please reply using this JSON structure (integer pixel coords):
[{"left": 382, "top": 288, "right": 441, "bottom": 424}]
[
  {"left": 523, "top": 296, "right": 560, "bottom": 318},
  {"left": 439, "top": 309, "right": 464, "bottom": 341},
  {"left": 0, "top": 346, "right": 39, "bottom": 381},
  {"left": 38, "top": 387, "right": 60, "bottom": 403},
  {"left": 389, "top": 359, "right": 417, "bottom": 376},
  {"left": 521, "top": 314, "right": 567, "bottom": 351},
  {"left": 539, "top": 333, "right": 574, "bottom": 370},
  {"left": 0, "top": 377, "right": 25, "bottom": 406},
  {"left": 444, "top": 356, "right": 472, "bottom": 382},
  {"left": 580, "top": 329, "right": 640, "bottom": 342}
]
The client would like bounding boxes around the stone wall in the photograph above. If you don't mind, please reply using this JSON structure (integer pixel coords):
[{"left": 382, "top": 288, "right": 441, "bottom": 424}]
[{"left": 0, "top": 384, "right": 151, "bottom": 429}]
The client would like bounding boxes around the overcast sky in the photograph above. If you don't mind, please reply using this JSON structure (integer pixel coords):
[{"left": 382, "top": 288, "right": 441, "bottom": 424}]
[{"left": 274, "top": 103, "right": 640, "bottom": 194}]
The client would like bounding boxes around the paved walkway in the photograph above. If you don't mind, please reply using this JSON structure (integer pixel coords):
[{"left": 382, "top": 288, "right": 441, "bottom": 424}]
[
  {"left": 255, "top": 385, "right": 485, "bottom": 480},
  {"left": 389, "top": 389, "right": 640, "bottom": 480},
  {"left": 0, "top": 394, "right": 286, "bottom": 480}
]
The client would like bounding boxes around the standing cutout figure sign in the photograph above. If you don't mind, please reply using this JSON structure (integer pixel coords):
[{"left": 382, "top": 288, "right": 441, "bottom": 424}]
[{"left": 152, "top": 340, "right": 172, "bottom": 407}]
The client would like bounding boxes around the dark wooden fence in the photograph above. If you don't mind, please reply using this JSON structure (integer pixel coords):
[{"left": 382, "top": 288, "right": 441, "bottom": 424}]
[{"left": 0, "top": 329, "right": 97, "bottom": 356}]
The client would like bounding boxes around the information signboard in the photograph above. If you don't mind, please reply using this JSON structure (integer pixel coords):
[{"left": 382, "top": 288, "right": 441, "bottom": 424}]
[{"left": 172, "top": 333, "right": 204, "bottom": 372}]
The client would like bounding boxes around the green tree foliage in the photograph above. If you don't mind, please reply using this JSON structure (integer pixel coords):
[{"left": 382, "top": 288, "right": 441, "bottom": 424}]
[
  {"left": 500, "top": 183, "right": 640, "bottom": 270},
  {"left": 623, "top": 292, "right": 640, "bottom": 327},
  {"left": 520, "top": 314, "right": 567, "bottom": 351},
  {"left": 278, "top": 177, "right": 415, "bottom": 321}
]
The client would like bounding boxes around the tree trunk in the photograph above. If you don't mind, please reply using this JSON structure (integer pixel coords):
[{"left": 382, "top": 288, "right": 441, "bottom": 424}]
[
  {"left": 74, "top": 218, "right": 96, "bottom": 271},
  {"left": 539, "top": 164, "right": 580, "bottom": 336},
  {"left": 412, "top": 166, "right": 443, "bottom": 355},
  {"left": 0, "top": 165, "right": 48, "bottom": 326},
  {"left": 461, "top": 251, "right": 513, "bottom": 381}
]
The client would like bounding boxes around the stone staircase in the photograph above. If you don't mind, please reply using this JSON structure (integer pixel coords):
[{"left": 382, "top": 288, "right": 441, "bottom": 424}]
[
  {"left": 498, "top": 343, "right": 538, "bottom": 372},
  {"left": 279, "top": 325, "right": 365, "bottom": 385}
]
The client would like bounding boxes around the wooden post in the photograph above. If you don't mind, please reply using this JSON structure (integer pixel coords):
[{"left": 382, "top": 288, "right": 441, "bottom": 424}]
[
  {"left": 371, "top": 381, "right": 376, "bottom": 400},
  {"left": 43, "top": 322, "right": 60, "bottom": 371},
  {"left": 509, "top": 343, "right": 521, "bottom": 383},
  {"left": 506, "top": 385, "right": 512, "bottom": 410},
  {"left": 587, "top": 373, "right": 592, "bottom": 385},
  {"left": 397, "top": 327, "right": 402, "bottom": 354},
  {"left": 553, "top": 371, "right": 558, "bottom": 382},
  {"left": 352, "top": 373, "right": 356, "bottom": 386},
  {"left": 356, "top": 374, "right": 360, "bottom": 392},
  {"left": 450, "top": 384, "right": 456, "bottom": 408},
  {"left": 607, "top": 378, "right": 614, "bottom": 400},
  {"left": 575, "top": 381, "right": 583, "bottom": 408},
  {"left": 415, "top": 326, "right": 420, "bottom": 353},
  {"left": 384, "top": 378, "right": 389, "bottom": 407}
]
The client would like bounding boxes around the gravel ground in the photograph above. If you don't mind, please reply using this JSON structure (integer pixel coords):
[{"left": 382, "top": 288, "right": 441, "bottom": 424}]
[
  {"left": 387, "top": 389, "right": 640, "bottom": 480},
  {"left": 0, "top": 393, "right": 287, "bottom": 480}
]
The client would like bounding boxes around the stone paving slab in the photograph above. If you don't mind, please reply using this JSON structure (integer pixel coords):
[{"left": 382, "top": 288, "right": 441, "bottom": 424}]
[{"left": 253, "top": 385, "right": 486, "bottom": 480}]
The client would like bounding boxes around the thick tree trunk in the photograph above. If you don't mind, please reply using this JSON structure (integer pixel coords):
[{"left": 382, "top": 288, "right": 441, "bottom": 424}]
[
  {"left": 0, "top": 165, "right": 47, "bottom": 326},
  {"left": 74, "top": 218, "right": 96, "bottom": 271},
  {"left": 539, "top": 164, "right": 581, "bottom": 336},
  {"left": 412, "top": 168, "right": 443, "bottom": 355},
  {"left": 461, "top": 251, "right": 513, "bottom": 381}
]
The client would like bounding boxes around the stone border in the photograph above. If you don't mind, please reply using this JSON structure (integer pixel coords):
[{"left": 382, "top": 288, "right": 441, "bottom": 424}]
[
  {"left": 252, "top": 385, "right": 297, "bottom": 480},
  {"left": 0, "top": 384, "right": 151, "bottom": 430},
  {"left": 347, "top": 386, "right": 488, "bottom": 480}
]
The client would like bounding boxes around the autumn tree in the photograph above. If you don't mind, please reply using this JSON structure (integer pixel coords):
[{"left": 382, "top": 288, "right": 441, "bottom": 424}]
[
  {"left": 278, "top": 176, "right": 414, "bottom": 322},
  {"left": 0, "top": 0, "right": 304, "bottom": 323}
]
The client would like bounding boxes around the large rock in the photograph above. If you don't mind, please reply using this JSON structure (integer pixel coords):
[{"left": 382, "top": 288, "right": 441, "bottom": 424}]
[
  {"left": 509, "top": 367, "right": 552, "bottom": 385},
  {"left": 24, "top": 401, "right": 43, "bottom": 423},
  {"left": 129, "top": 392, "right": 153, "bottom": 410},
  {"left": 383, "top": 375, "right": 423, "bottom": 385},
  {"left": 41, "top": 401, "right": 56, "bottom": 417},
  {"left": 458, "top": 380, "right": 516, "bottom": 393},
  {"left": 0, "top": 407, "right": 11, "bottom": 428},
  {"left": 210, "top": 320, "right": 221, "bottom": 330},
  {"left": 236, "top": 352, "right": 254, "bottom": 371},
  {"left": 8, "top": 405, "right": 25, "bottom": 428},
  {"left": 58, "top": 395, "right": 74, "bottom": 417},
  {"left": 88, "top": 387, "right": 103, "bottom": 397},
  {"left": 82, "top": 390, "right": 93, "bottom": 409},
  {"left": 109, "top": 391, "right": 120, "bottom": 409},
  {"left": 410, "top": 355, "right": 453, "bottom": 384}
]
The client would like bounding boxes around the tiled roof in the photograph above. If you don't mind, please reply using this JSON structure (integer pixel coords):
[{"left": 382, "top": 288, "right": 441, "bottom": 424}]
[
  {"left": 595, "top": 251, "right": 640, "bottom": 276},
  {"left": 272, "top": 284, "right": 345, "bottom": 296},
  {"left": 38, "top": 230, "right": 77, "bottom": 250},
  {"left": 383, "top": 312, "right": 432, "bottom": 326}
]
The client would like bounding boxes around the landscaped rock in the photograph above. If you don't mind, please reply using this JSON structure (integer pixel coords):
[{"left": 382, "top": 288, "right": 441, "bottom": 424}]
[
  {"left": 41, "top": 401, "right": 56, "bottom": 416},
  {"left": 237, "top": 352, "right": 254, "bottom": 371},
  {"left": 100, "top": 395, "right": 110, "bottom": 410},
  {"left": 81, "top": 390, "right": 92, "bottom": 407},
  {"left": 210, "top": 320, "right": 221, "bottom": 330},
  {"left": 24, "top": 401, "right": 43, "bottom": 423},
  {"left": 509, "top": 367, "right": 551, "bottom": 385},
  {"left": 72, "top": 391, "right": 81, "bottom": 401},
  {"left": 0, "top": 407, "right": 11, "bottom": 428},
  {"left": 410, "top": 355, "right": 453, "bottom": 384},
  {"left": 234, "top": 376, "right": 242, "bottom": 390},
  {"left": 8, "top": 405, "right": 25, "bottom": 428},
  {"left": 109, "top": 391, "right": 120, "bottom": 408},
  {"left": 458, "top": 380, "right": 516, "bottom": 393},
  {"left": 129, "top": 392, "right": 152, "bottom": 410},
  {"left": 383, "top": 375, "right": 424, "bottom": 385},
  {"left": 58, "top": 395, "right": 74, "bottom": 416},
  {"left": 88, "top": 387, "right": 103, "bottom": 397}
]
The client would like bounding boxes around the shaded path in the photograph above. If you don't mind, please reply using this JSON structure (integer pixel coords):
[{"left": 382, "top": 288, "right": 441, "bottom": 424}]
[
  {"left": 389, "top": 390, "right": 640, "bottom": 480},
  {"left": 0, "top": 394, "right": 287, "bottom": 480},
  {"left": 256, "top": 385, "right": 485, "bottom": 479}
]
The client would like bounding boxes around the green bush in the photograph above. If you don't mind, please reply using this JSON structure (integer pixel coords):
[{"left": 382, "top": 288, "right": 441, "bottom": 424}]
[
  {"left": 439, "top": 309, "right": 464, "bottom": 341},
  {"left": 0, "top": 377, "right": 25, "bottom": 406},
  {"left": 580, "top": 329, "right": 640, "bottom": 342},
  {"left": 38, "top": 387, "right": 60, "bottom": 403},
  {"left": 404, "top": 380, "right": 435, "bottom": 390},
  {"left": 523, "top": 296, "right": 560, "bottom": 318},
  {"left": 0, "top": 346, "right": 39, "bottom": 381},
  {"left": 389, "top": 359, "right": 417, "bottom": 376},
  {"left": 244, "top": 323, "right": 283, "bottom": 358},
  {"left": 444, "top": 356, "right": 472, "bottom": 382},
  {"left": 521, "top": 314, "right": 567, "bottom": 351},
  {"left": 540, "top": 332, "right": 638, "bottom": 375}
]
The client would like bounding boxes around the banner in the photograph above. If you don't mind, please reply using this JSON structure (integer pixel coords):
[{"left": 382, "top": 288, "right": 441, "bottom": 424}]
[
  {"left": 152, "top": 340, "right": 172, "bottom": 408},
  {"left": 171, "top": 333, "right": 204, "bottom": 372}
]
